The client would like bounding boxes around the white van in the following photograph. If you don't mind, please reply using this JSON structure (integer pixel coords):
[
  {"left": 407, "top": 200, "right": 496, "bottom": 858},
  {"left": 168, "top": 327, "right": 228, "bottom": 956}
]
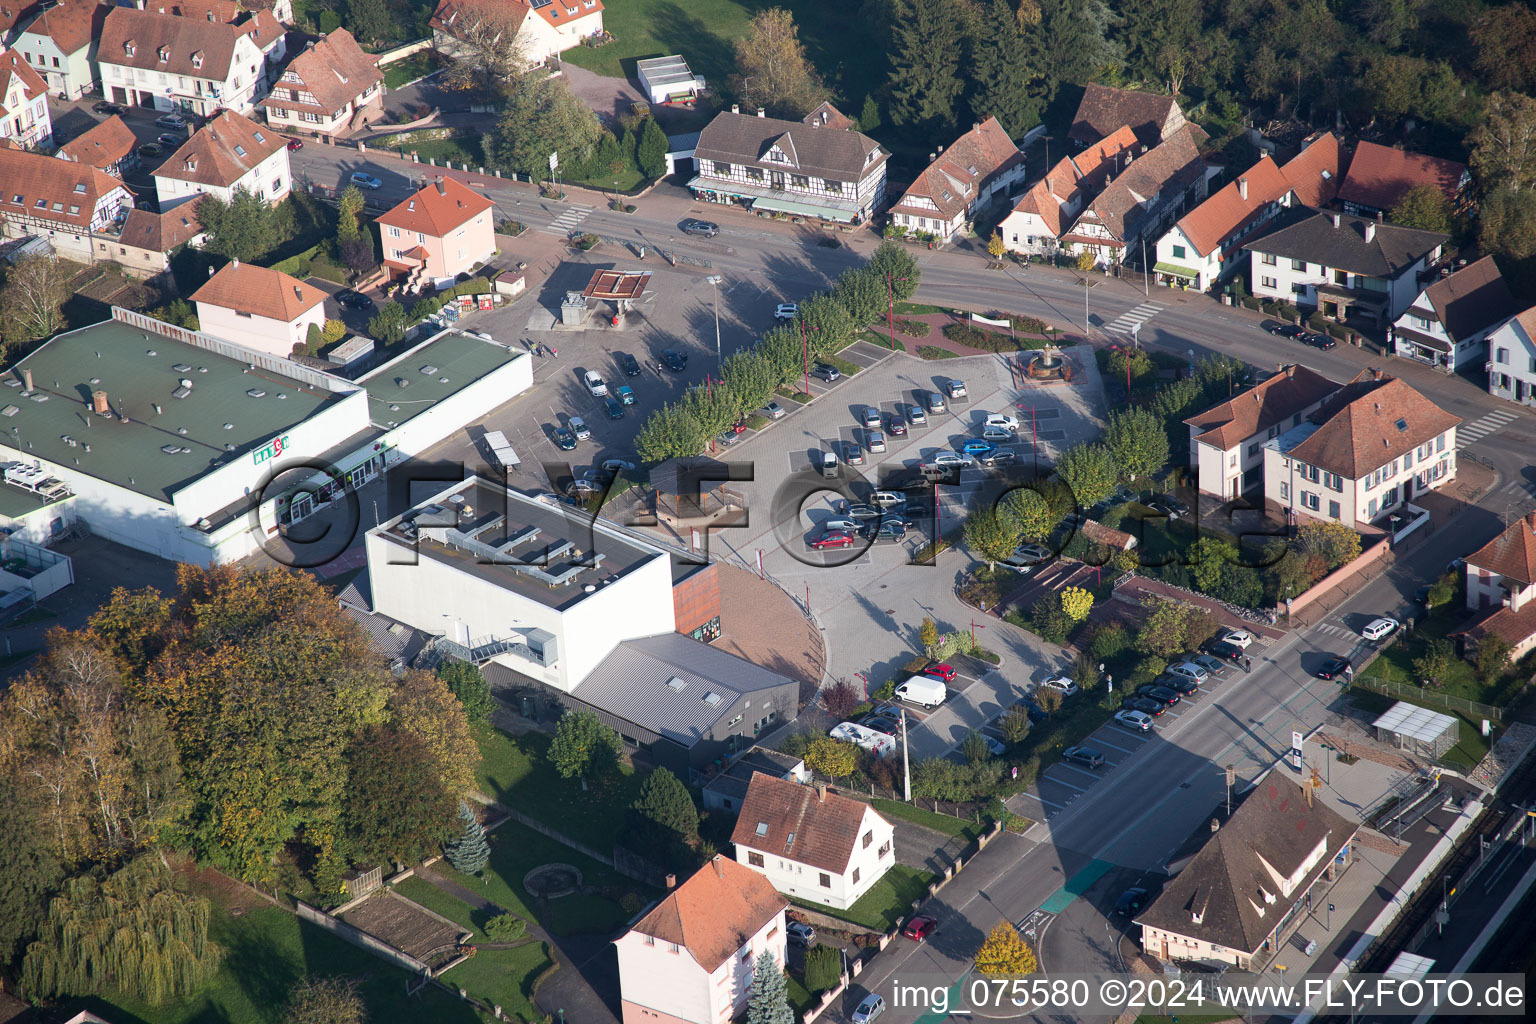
[
  {"left": 895, "top": 675, "right": 947, "bottom": 708},
  {"left": 829, "top": 722, "right": 896, "bottom": 757}
]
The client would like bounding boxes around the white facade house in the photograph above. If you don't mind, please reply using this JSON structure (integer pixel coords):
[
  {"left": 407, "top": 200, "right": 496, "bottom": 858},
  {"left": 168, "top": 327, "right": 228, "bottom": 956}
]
[
  {"left": 1060, "top": 124, "right": 1211, "bottom": 267},
  {"left": 1263, "top": 372, "right": 1460, "bottom": 529},
  {"left": 191, "top": 260, "right": 327, "bottom": 358},
  {"left": 0, "top": 47, "right": 51, "bottom": 148},
  {"left": 1244, "top": 208, "right": 1447, "bottom": 326},
  {"left": 12, "top": 0, "right": 106, "bottom": 101},
  {"left": 1462, "top": 512, "right": 1536, "bottom": 662},
  {"left": 153, "top": 109, "right": 290, "bottom": 210},
  {"left": 615, "top": 855, "right": 786, "bottom": 1024},
  {"left": 96, "top": 6, "right": 286, "bottom": 117},
  {"left": 430, "top": 0, "right": 605, "bottom": 68},
  {"left": 1487, "top": 308, "right": 1536, "bottom": 407},
  {"left": 888, "top": 117, "right": 1025, "bottom": 243},
  {"left": 0, "top": 146, "right": 132, "bottom": 263},
  {"left": 1390, "top": 255, "right": 1520, "bottom": 373},
  {"left": 998, "top": 124, "right": 1138, "bottom": 256},
  {"left": 731, "top": 775, "right": 895, "bottom": 912},
  {"left": 1183, "top": 365, "right": 1341, "bottom": 501}
]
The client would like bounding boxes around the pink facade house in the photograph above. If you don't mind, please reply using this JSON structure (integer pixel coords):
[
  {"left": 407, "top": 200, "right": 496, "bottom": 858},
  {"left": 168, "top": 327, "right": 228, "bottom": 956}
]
[
  {"left": 615, "top": 855, "right": 787, "bottom": 1024},
  {"left": 376, "top": 176, "right": 495, "bottom": 290},
  {"left": 191, "top": 259, "right": 327, "bottom": 358}
]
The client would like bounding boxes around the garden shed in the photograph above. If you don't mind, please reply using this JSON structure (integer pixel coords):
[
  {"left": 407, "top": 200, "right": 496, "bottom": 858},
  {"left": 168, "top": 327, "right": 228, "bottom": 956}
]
[
  {"left": 1371, "top": 701, "right": 1459, "bottom": 760},
  {"left": 636, "top": 55, "right": 704, "bottom": 105}
]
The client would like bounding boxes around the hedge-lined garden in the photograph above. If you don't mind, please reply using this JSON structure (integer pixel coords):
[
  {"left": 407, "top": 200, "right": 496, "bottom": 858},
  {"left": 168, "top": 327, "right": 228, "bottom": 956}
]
[{"left": 634, "top": 242, "right": 921, "bottom": 461}]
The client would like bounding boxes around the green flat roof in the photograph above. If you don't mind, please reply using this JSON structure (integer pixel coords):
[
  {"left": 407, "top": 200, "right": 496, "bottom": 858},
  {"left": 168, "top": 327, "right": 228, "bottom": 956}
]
[
  {"left": 359, "top": 332, "right": 522, "bottom": 429},
  {"left": 0, "top": 482, "right": 70, "bottom": 521},
  {"left": 4, "top": 319, "right": 344, "bottom": 502},
  {"left": 1154, "top": 261, "right": 1200, "bottom": 279}
]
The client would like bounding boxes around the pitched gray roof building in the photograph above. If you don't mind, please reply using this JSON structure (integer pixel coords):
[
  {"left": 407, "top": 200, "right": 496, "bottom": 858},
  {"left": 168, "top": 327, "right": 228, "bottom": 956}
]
[
  {"left": 1069, "top": 83, "right": 1187, "bottom": 149},
  {"left": 1243, "top": 206, "right": 1446, "bottom": 279},
  {"left": 1408, "top": 255, "right": 1519, "bottom": 344},
  {"left": 694, "top": 110, "right": 886, "bottom": 182}
]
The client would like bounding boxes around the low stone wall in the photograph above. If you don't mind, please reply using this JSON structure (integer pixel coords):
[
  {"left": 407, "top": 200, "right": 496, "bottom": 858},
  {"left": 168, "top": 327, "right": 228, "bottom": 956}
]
[
  {"left": 375, "top": 38, "right": 433, "bottom": 66},
  {"left": 1288, "top": 536, "right": 1393, "bottom": 622}
]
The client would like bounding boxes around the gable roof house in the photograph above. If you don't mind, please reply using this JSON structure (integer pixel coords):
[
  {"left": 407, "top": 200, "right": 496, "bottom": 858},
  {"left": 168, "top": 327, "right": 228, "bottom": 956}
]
[
  {"left": 1136, "top": 774, "right": 1356, "bottom": 968},
  {"left": 1153, "top": 133, "right": 1344, "bottom": 292},
  {"left": 888, "top": 117, "right": 1026, "bottom": 243},
  {"left": 1243, "top": 207, "right": 1448, "bottom": 326},
  {"left": 376, "top": 175, "right": 496, "bottom": 289},
  {"left": 0, "top": 46, "right": 48, "bottom": 148},
  {"left": 731, "top": 775, "right": 895, "bottom": 911},
  {"left": 998, "top": 124, "right": 1138, "bottom": 255},
  {"left": 191, "top": 258, "right": 327, "bottom": 357},
  {"left": 0, "top": 4, "right": 43, "bottom": 48},
  {"left": 57, "top": 113, "right": 136, "bottom": 175},
  {"left": 1280, "top": 131, "right": 1344, "bottom": 208},
  {"left": 430, "top": 0, "right": 605, "bottom": 69},
  {"left": 615, "top": 855, "right": 786, "bottom": 1024},
  {"left": 110, "top": 204, "right": 204, "bottom": 280},
  {"left": 1061, "top": 123, "right": 1212, "bottom": 266},
  {"left": 1391, "top": 255, "right": 1520, "bottom": 373},
  {"left": 689, "top": 107, "right": 888, "bottom": 224},
  {"left": 1262, "top": 370, "right": 1460, "bottom": 529},
  {"left": 1461, "top": 512, "right": 1536, "bottom": 662},
  {"left": 153, "top": 109, "right": 290, "bottom": 210},
  {"left": 1184, "top": 364, "right": 1342, "bottom": 501},
  {"left": 12, "top": 0, "right": 107, "bottom": 100},
  {"left": 260, "top": 28, "right": 384, "bottom": 138},
  {"left": 1487, "top": 304, "right": 1536, "bottom": 408},
  {"left": 1070, "top": 83, "right": 1187, "bottom": 150},
  {"left": 1338, "top": 140, "right": 1470, "bottom": 218},
  {"left": 0, "top": 145, "right": 133, "bottom": 262},
  {"left": 96, "top": 6, "right": 286, "bottom": 118}
]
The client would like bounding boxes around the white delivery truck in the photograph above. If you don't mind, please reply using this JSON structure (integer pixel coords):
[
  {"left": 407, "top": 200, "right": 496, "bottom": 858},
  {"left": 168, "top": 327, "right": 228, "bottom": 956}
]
[
  {"left": 895, "top": 675, "right": 947, "bottom": 708},
  {"left": 483, "top": 430, "right": 520, "bottom": 470}
]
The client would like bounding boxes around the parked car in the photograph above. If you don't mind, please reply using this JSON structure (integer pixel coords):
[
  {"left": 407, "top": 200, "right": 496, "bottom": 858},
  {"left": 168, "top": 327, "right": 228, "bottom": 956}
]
[
  {"left": 1265, "top": 322, "right": 1305, "bottom": 339},
  {"left": 601, "top": 458, "right": 637, "bottom": 473},
  {"left": 1155, "top": 674, "right": 1200, "bottom": 696},
  {"left": 859, "top": 406, "right": 881, "bottom": 429},
  {"left": 859, "top": 520, "right": 906, "bottom": 542},
  {"left": 808, "top": 531, "right": 855, "bottom": 550},
  {"left": 844, "top": 502, "right": 880, "bottom": 520},
  {"left": 1013, "top": 543, "right": 1052, "bottom": 562},
  {"left": 334, "top": 288, "right": 373, "bottom": 311},
  {"left": 93, "top": 101, "right": 127, "bottom": 115},
  {"left": 615, "top": 385, "right": 636, "bottom": 406},
  {"left": 773, "top": 303, "right": 799, "bottom": 321},
  {"left": 821, "top": 517, "right": 859, "bottom": 534},
  {"left": 1123, "top": 696, "right": 1166, "bottom": 717},
  {"left": 765, "top": 401, "right": 785, "bottom": 419},
  {"left": 619, "top": 352, "right": 641, "bottom": 377},
  {"left": 962, "top": 439, "right": 996, "bottom": 458},
  {"left": 852, "top": 994, "right": 885, "bottom": 1024},
  {"left": 286, "top": 136, "right": 304, "bottom": 150},
  {"left": 924, "top": 663, "right": 957, "bottom": 683},
  {"left": 1316, "top": 655, "right": 1352, "bottom": 680},
  {"left": 888, "top": 416, "right": 907, "bottom": 436},
  {"left": 907, "top": 405, "right": 927, "bottom": 425},
  {"left": 156, "top": 132, "right": 183, "bottom": 148},
  {"left": 869, "top": 491, "right": 906, "bottom": 510},
  {"left": 605, "top": 397, "right": 625, "bottom": 420},
  {"left": 680, "top": 218, "right": 719, "bottom": 237},
  {"left": 811, "top": 363, "right": 840, "bottom": 382},
  {"left": 1145, "top": 496, "right": 1186, "bottom": 520},
  {"left": 926, "top": 390, "right": 946, "bottom": 412},
  {"left": 1115, "top": 709, "right": 1154, "bottom": 732},
  {"left": 842, "top": 442, "right": 864, "bottom": 466},
  {"left": 1135, "top": 684, "right": 1181, "bottom": 706},
  {"left": 154, "top": 113, "right": 188, "bottom": 129},
  {"left": 1062, "top": 746, "right": 1105, "bottom": 769},
  {"left": 136, "top": 143, "right": 162, "bottom": 158},
  {"left": 981, "top": 450, "right": 1018, "bottom": 467},
  {"left": 1361, "top": 616, "right": 1399, "bottom": 642},
  {"left": 661, "top": 348, "right": 688, "bottom": 372},
  {"left": 945, "top": 379, "right": 967, "bottom": 398},
  {"left": 1039, "top": 675, "right": 1079, "bottom": 696},
  {"left": 715, "top": 430, "right": 741, "bottom": 447},
  {"left": 1219, "top": 628, "right": 1254, "bottom": 649},
  {"left": 553, "top": 427, "right": 576, "bottom": 450},
  {"left": 786, "top": 921, "right": 815, "bottom": 947},
  {"left": 926, "top": 451, "right": 974, "bottom": 469},
  {"left": 903, "top": 915, "right": 937, "bottom": 942},
  {"left": 1167, "top": 661, "right": 1209, "bottom": 685},
  {"left": 1301, "top": 332, "right": 1338, "bottom": 350},
  {"left": 568, "top": 415, "right": 590, "bottom": 440},
  {"left": 985, "top": 412, "right": 1020, "bottom": 431},
  {"left": 348, "top": 171, "right": 383, "bottom": 189},
  {"left": 567, "top": 479, "right": 601, "bottom": 499},
  {"left": 1202, "top": 639, "right": 1244, "bottom": 662},
  {"left": 981, "top": 425, "right": 1015, "bottom": 442},
  {"left": 1114, "top": 887, "right": 1149, "bottom": 916},
  {"left": 583, "top": 370, "right": 608, "bottom": 396}
]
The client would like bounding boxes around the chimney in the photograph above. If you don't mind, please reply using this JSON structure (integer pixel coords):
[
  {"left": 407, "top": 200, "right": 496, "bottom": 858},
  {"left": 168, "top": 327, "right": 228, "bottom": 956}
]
[
  {"left": 1330, "top": 212, "right": 1341, "bottom": 228},
  {"left": 293, "top": 285, "right": 303, "bottom": 301},
  {"left": 1210, "top": 817, "right": 1220, "bottom": 833},
  {"left": 435, "top": 177, "right": 446, "bottom": 196},
  {"left": 928, "top": 153, "right": 936, "bottom": 162},
  {"left": 731, "top": 104, "right": 739, "bottom": 115},
  {"left": 1238, "top": 177, "right": 1248, "bottom": 201},
  {"left": 21, "top": 367, "right": 33, "bottom": 392},
  {"left": 665, "top": 873, "right": 677, "bottom": 889},
  {"left": 92, "top": 389, "right": 109, "bottom": 415},
  {"left": 233, "top": 258, "right": 240, "bottom": 268},
  {"left": 756, "top": 107, "right": 765, "bottom": 118},
  {"left": 1364, "top": 221, "right": 1376, "bottom": 243},
  {"left": 816, "top": 784, "right": 827, "bottom": 802},
  {"left": 1287, "top": 365, "right": 1296, "bottom": 378},
  {"left": 1045, "top": 176, "right": 1054, "bottom": 194},
  {"left": 1377, "top": 210, "right": 1384, "bottom": 224},
  {"left": 1373, "top": 367, "right": 1384, "bottom": 381},
  {"left": 712, "top": 855, "right": 725, "bottom": 878},
  {"left": 1304, "top": 783, "right": 1314, "bottom": 808}
]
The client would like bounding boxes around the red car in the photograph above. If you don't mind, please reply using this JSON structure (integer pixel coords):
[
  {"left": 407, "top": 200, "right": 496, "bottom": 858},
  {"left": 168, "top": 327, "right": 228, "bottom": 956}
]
[
  {"left": 729, "top": 419, "right": 747, "bottom": 434},
  {"left": 903, "top": 915, "right": 937, "bottom": 942},
  {"left": 808, "top": 531, "right": 854, "bottom": 550},
  {"left": 286, "top": 136, "right": 304, "bottom": 150},
  {"left": 924, "top": 663, "right": 956, "bottom": 683}
]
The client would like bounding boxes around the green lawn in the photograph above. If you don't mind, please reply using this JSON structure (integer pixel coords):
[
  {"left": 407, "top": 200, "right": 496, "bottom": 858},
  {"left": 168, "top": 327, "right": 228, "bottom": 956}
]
[
  {"left": 787, "top": 975, "right": 817, "bottom": 1016},
  {"left": 1345, "top": 689, "right": 1492, "bottom": 770},
  {"left": 560, "top": 0, "right": 888, "bottom": 111},
  {"left": 72, "top": 900, "right": 477, "bottom": 1024},
  {"left": 791, "top": 864, "right": 932, "bottom": 932},
  {"left": 390, "top": 134, "right": 486, "bottom": 168},
  {"left": 870, "top": 799, "right": 987, "bottom": 843},
  {"left": 381, "top": 50, "right": 443, "bottom": 89},
  {"left": 474, "top": 725, "right": 648, "bottom": 853}
]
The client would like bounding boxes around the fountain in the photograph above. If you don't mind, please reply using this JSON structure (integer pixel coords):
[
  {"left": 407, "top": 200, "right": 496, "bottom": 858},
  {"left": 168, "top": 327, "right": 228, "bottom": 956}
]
[{"left": 1026, "top": 343, "right": 1073, "bottom": 382}]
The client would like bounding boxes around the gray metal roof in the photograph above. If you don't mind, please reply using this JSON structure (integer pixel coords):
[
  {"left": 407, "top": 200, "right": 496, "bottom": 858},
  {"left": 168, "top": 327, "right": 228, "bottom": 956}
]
[
  {"left": 637, "top": 55, "right": 698, "bottom": 90},
  {"left": 572, "top": 633, "right": 795, "bottom": 746},
  {"left": 1372, "top": 701, "right": 1458, "bottom": 744}
]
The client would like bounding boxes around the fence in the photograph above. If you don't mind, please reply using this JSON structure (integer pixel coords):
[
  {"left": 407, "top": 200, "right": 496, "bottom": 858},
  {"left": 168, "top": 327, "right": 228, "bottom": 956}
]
[
  {"left": 110, "top": 307, "right": 350, "bottom": 392},
  {"left": 374, "top": 38, "right": 433, "bottom": 66},
  {"left": 295, "top": 899, "right": 433, "bottom": 976},
  {"left": 485, "top": 801, "right": 669, "bottom": 886},
  {"left": 1285, "top": 534, "right": 1394, "bottom": 622},
  {"left": 1350, "top": 670, "right": 1505, "bottom": 722}
]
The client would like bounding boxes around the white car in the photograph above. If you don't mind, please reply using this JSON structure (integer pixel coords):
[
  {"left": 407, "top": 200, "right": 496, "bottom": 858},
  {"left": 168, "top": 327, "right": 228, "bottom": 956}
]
[
  {"left": 765, "top": 401, "right": 786, "bottom": 419},
  {"left": 1115, "top": 709, "right": 1154, "bottom": 732},
  {"left": 1013, "top": 543, "right": 1052, "bottom": 562},
  {"left": 821, "top": 517, "right": 860, "bottom": 533},
  {"left": 583, "top": 370, "right": 608, "bottom": 397},
  {"left": 852, "top": 994, "right": 885, "bottom": 1024},
  {"left": 1167, "top": 661, "right": 1209, "bottom": 685},
  {"left": 985, "top": 413, "right": 1020, "bottom": 431},
  {"left": 773, "top": 303, "right": 799, "bottom": 320},
  {"left": 927, "top": 451, "right": 973, "bottom": 468},
  {"left": 1361, "top": 616, "right": 1399, "bottom": 642},
  {"left": 1220, "top": 629, "right": 1254, "bottom": 649},
  {"left": 981, "top": 425, "right": 1015, "bottom": 442},
  {"left": 1039, "top": 675, "right": 1079, "bottom": 696}
]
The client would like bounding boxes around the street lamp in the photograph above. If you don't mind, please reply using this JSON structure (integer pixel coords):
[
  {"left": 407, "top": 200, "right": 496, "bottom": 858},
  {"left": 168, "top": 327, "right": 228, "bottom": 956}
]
[
  {"left": 800, "top": 318, "right": 819, "bottom": 397},
  {"left": 886, "top": 270, "right": 909, "bottom": 350},
  {"left": 706, "top": 275, "right": 723, "bottom": 370},
  {"left": 1079, "top": 276, "right": 1096, "bottom": 332}
]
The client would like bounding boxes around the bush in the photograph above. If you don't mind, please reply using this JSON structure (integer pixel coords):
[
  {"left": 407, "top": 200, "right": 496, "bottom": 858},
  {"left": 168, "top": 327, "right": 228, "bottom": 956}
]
[
  {"left": 804, "top": 945, "right": 842, "bottom": 992},
  {"left": 1087, "top": 624, "right": 1131, "bottom": 662},
  {"left": 917, "top": 345, "right": 960, "bottom": 360},
  {"left": 896, "top": 318, "right": 931, "bottom": 337},
  {"left": 822, "top": 679, "right": 862, "bottom": 718},
  {"left": 485, "top": 913, "right": 526, "bottom": 941}
]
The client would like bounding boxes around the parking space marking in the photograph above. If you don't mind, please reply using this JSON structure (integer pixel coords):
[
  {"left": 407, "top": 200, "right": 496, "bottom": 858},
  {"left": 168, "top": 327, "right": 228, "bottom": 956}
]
[
  {"left": 1043, "top": 773, "right": 1089, "bottom": 793},
  {"left": 1054, "top": 763, "right": 1101, "bottom": 781},
  {"left": 1091, "top": 737, "right": 1138, "bottom": 755}
]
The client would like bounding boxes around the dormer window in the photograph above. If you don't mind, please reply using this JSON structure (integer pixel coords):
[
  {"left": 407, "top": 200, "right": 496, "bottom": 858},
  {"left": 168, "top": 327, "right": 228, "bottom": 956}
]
[
  {"left": 252, "top": 131, "right": 265, "bottom": 143},
  {"left": 73, "top": 183, "right": 86, "bottom": 194},
  {"left": 191, "top": 52, "right": 204, "bottom": 70},
  {"left": 158, "top": 46, "right": 169, "bottom": 63},
  {"left": 184, "top": 157, "right": 197, "bottom": 172},
  {"left": 124, "top": 42, "right": 136, "bottom": 57}
]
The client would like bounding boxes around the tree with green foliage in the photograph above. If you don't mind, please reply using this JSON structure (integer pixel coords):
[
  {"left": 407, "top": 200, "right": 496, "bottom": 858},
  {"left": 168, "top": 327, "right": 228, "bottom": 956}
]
[
  {"left": 442, "top": 8, "right": 529, "bottom": 96},
  {"left": 1296, "top": 521, "right": 1362, "bottom": 572},
  {"left": 1468, "top": 91, "right": 1536, "bottom": 194},
  {"left": 636, "top": 401, "right": 708, "bottom": 462},
  {"left": 284, "top": 976, "right": 367, "bottom": 1024},
  {"left": 803, "top": 943, "right": 842, "bottom": 991},
  {"left": 634, "top": 767, "right": 698, "bottom": 838},
  {"left": 1039, "top": 0, "right": 1120, "bottom": 99},
  {"left": 1474, "top": 634, "right": 1513, "bottom": 680},
  {"left": 369, "top": 300, "right": 407, "bottom": 344},
  {"left": 831, "top": 266, "right": 888, "bottom": 326},
  {"left": 746, "top": 950, "right": 795, "bottom": 1024},
  {"left": 965, "top": 500, "right": 1021, "bottom": 569},
  {"left": 798, "top": 292, "right": 856, "bottom": 350},
  {"left": 859, "top": 94, "right": 881, "bottom": 132},
  {"left": 346, "top": 0, "right": 392, "bottom": 46},
  {"left": 0, "top": 774, "right": 63, "bottom": 965},
  {"left": 594, "top": 131, "right": 625, "bottom": 175},
  {"left": 485, "top": 913, "right": 527, "bottom": 942},
  {"left": 887, "top": 0, "right": 965, "bottom": 136},
  {"left": 1105, "top": 407, "right": 1170, "bottom": 482},
  {"left": 1413, "top": 637, "right": 1456, "bottom": 689},
  {"left": 636, "top": 117, "right": 669, "bottom": 180},
  {"left": 1029, "top": 589, "right": 1073, "bottom": 645},
  {"left": 969, "top": 0, "right": 1045, "bottom": 137},
  {"left": 337, "top": 184, "right": 366, "bottom": 244},
  {"left": 998, "top": 705, "right": 1031, "bottom": 744},
  {"left": 920, "top": 615, "right": 940, "bottom": 657},
  {"left": 22, "top": 854, "right": 221, "bottom": 1005},
  {"left": 722, "top": 349, "right": 778, "bottom": 418},
  {"left": 1477, "top": 184, "right": 1536, "bottom": 259},
  {"left": 974, "top": 920, "right": 1037, "bottom": 975},
  {"left": 1057, "top": 442, "right": 1118, "bottom": 510},
  {"left": 445, "top": 801, "right": 490, "bottom": 875},
  {"left": 1471, "top": 5, "right": 1536, "bottom": 93},
  {"left": 1060, "top": 586, "right": 1093, "bottom": 623},
  {"left": 486, "top": 75, "right": 603, "bottom": 180},
  {"left": 1188, "top": 536, "right": 1239, "bottom": 595},
  {"left": 1004, "top": 486, "right": 1064, "bottom": 542},
  {"left": 437, "top": 660, "right": 493, "bottom": 726},
  {"left": 732, "top": 8, "right": 826, "bottom": 118},
  {"left": 867, "top": 239, "right": 922, "bottom": 300},
  {"left": 1115, "top": 0, "right": 1200, "bottom": 86},
  {"left": 1136, "top": 597, "right": 1202, "bottom": 658},
  {"left": 197, "top": 188, "right": 280, "bottom": 262},
  {"left": 804, "top": 737, "right": 858, "bottom": 780},
  {"left": 548, "top": 710, "right": 624, "bottom": 788},
  {"left": 343, "top": 725, "right": 458, "bottom": 867},
  {"left": 962, "top": 729, "right": 993, "bottom": 763}
]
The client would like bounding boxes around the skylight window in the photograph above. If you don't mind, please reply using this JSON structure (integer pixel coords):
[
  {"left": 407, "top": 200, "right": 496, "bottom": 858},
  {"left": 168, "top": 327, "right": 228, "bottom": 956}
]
[
  {"left": 234, "top": 145, "right": 247, "bottom": 157},
  {"left": 73, "top": 183, "right": 86, "bottom": 194},
  {"left": 665, "top": 677, "right": 686, "bottom": 692},
  {"left": 1395, "top": 418, "right": 1408, "bottom": 432},
  {"left": 252, "top": 131, "right": 265, "bottom": 143},
  {"left": 702, "top": 691, "right": 722, "bottom": 706},
  {"left": 755, "top": 822, "right": 768, "bottom": 836}
]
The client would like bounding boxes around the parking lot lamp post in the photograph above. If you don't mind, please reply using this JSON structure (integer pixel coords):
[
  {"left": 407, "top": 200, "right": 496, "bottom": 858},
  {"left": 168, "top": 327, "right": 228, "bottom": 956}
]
[
  {"left": 800, "top": 319, "right": 818, "bottom": 396},
  {"left": 886, "top": 272, "right": 908, "bottom": 350},
  {"left": 706, "top": 275, "right": 723, "bottom": 371},
  {"left": 901, "top": 708, "right": 911, "bottom": 802}
]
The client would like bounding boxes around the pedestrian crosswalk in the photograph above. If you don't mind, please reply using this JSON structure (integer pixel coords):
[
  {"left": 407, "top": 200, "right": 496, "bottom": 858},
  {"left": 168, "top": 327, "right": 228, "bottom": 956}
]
[
  {"left": 1103, "top": 301, "right": 1165, "bottom": 336},
  {"left": 1312, "top": 621, "right": 1356, "bottom": 639},
  {"left": 1498, "top": 478, "right": 1536, "bottom": 502},
  {"left": 538, "top": 203, "right": 595, "bottom": 236},
  {"left": 1458, "top": 408, "right": 1518, "bottom": 446}
]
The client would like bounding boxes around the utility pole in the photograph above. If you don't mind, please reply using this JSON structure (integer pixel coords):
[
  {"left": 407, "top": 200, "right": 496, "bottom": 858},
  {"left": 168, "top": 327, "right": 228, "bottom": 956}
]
[
  {"left": 706, "top": 275, "right": 723, "bottom": 371},
  {"left": 901, "top": 707, "right": 912, "bottom": 802},
  {"left": 1140, "top": 236, "right": 1149, "bottom": 296},
  {"left": 1226, "top": 763, "right": 1235, "bottom": 816}
]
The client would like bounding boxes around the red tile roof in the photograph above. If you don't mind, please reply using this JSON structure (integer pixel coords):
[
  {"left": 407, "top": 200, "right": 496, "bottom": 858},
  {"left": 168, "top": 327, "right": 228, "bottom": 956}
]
[
  {"left": 1185, "top": 364, "right": 1341, "bottom": 452},
  {"left": 1172, "top": 155, "right": 1291, "bottom": 256},
  {"left": 1339, "top": 140, "right": 1467, "bottom": 212},
  {"left": 158, "top": 110, "right": 286, "bottom": 189},
  {"left": 892, "top": 117, "right": 1024, "bottom": 223},
  {"left": 57, "top": 114, "right": 136, "bottom": 170},
  {"left": 0, "top": 146, "right": 128, "bottom": 230},
  {"left": 260, "top": 29, "right": 381, "bottom": 118},
  {"left": 0, "top": 46, "right": 46, "bottom": 120},
  {"left": 731, "top": 775, "right": 885, "bottom": 874},
  {"left": 16, "top": 0, "right": 107, "bottom": 56},
  {"left": 98, "top": 6, "right": 279, "bottom": 82},
  {"left": 530, "top": 0, "right": 603, "bottom": 30},
  {"left": 1287, "top": 373, "right": 1461, "bottom": 479},
  {"left": 119, "top": 205, "right": 204, "bottom": 254},
  {"left": 1007, "top": 125, "right": 1139, "bottom": 238},
  {"left": 1073, "top": 123, "right": 1207, "bottom": 243},
  {"left": 1070, "top": 83, "right": 1185, "bottom": 149},
  {"left": 377, "top": 176, "right": 493, "bottom": 238},
  {"left": 1463, "top": 599, "right": 1536, "bottom": 651},
  {"left": 0, "top": 4, "right": 42, "bottom": 40},
  {"left": 1467, "top": 512, "right": 1536, "bottom": 586},
  {"left": 629, "top": 855, "right": 784, "bottom": 972},
  {"left": 1281, "top": 132, "right": 1342, "bottom": 208},
  {"left": 191, "top": 260, "right": 327, "bottom": 322},
  {"left": 803, "top": 101, "right": 854, "bottom": 130},
  {"left": 430, "top": 0, "right": 529, "bottom": 37}
]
